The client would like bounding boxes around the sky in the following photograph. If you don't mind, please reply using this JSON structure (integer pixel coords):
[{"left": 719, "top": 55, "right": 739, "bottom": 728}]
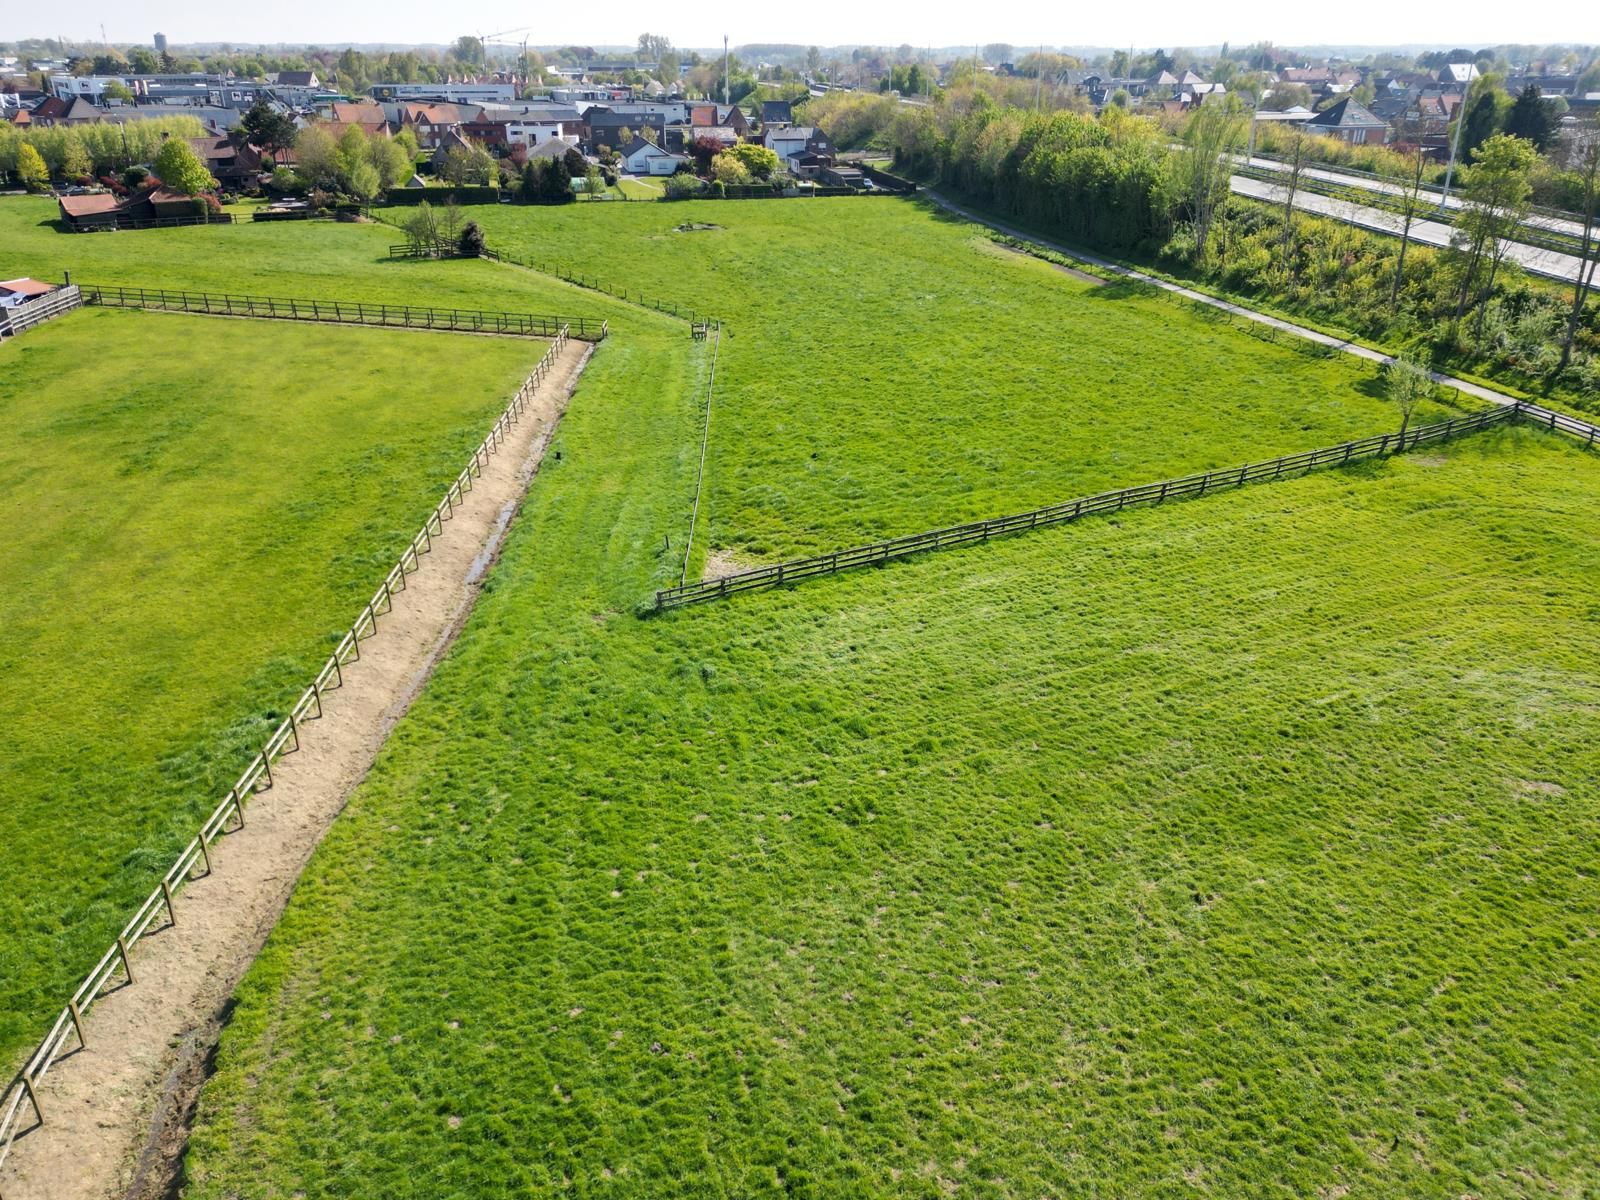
[{"left": 11, "top": 0, "right": 1599, "bottom": 54}]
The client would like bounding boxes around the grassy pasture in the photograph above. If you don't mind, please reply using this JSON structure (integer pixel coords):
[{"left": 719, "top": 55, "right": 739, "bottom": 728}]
[
  {"left": 0, "top": 308, "right": 549, "bottom": 1063},
  {"left": 458, "top": 197, "right": 1468, "bottom": 562},
  {"left": 0, "top": 195, "right": 615, "bottom": 319},
  {"left": 183, "top": 416, "right": 1600, "bottom": 1198}
]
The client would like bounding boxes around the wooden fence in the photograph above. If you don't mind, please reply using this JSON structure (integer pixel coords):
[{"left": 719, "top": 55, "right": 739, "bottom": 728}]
[
  {"left": 62, "top": 213, "right": 236, "bottom": 233},
  {"left": 78, "top": 283, "right": 607, "bottom": 341},
  {"left": 0, "top": 327, "right": 573, "bottom": 1180},
  {"left": 652, "top": 402, "right": 1578, "bottom": 610},
  {"left": 0, "top": 286, "right": 82, "bottom": 339},
  {"left": 378, "top": 224, "right": 722, "bottom": 329}
]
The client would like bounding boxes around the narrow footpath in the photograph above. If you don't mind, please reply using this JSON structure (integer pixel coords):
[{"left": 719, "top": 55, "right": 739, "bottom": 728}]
[
  {"left": 0, "top": 338, "right": 592, "bottom": 1200},
  {"left": 922, "top": 188, "right": 1530, "bottom": 409}
]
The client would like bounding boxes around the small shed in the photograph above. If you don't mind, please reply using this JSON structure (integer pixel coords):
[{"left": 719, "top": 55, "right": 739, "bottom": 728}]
[{"left": 0, "top": 278, "right": 55, "bottom": 307}]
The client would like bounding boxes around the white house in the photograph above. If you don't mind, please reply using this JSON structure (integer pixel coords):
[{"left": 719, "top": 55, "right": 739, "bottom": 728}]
[
  {"left": 504, "top": 120, "right": 576, "bottom": 149},
  {"left": 764, "top": 125, "right": 825, "bottom": 162},
  {"left": 620, "top": 141, "right": 686, "bottom": 176}
]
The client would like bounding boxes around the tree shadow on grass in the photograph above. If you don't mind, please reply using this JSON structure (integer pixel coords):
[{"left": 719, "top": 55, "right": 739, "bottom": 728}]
[{"left": 1082, "top": 279, "right": 1165, "bottom": 303}]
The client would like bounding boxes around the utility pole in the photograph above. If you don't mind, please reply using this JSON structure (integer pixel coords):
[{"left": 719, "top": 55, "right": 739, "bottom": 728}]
[
  {"left": 1439, "top": 84, "right": 1469, "bottom": 213},
  {"left": 723, "top": 35, "right": 729, "bottom": 107}
]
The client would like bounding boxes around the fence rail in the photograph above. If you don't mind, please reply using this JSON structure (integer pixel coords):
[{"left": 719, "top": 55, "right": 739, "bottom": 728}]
[
  {"left": 0, "top": 326, "right": 574, "bottom": 1180},
  {"left": 79, "top": 283, "right": 608, "bottom": 341},
  {"left": 377, "top": 223, "right": 721, "bottom": 328},
  {"left": 63, "top": 213, "right": 236, "bottom": 233},
  {"left": 0, "top": 286, "right": 82, "bottom": 338},
  {"left": 654, "top": 404, "right": 1553, "bottom": 610}
]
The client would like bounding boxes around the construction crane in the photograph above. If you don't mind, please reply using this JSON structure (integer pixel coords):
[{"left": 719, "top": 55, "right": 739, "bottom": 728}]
[{"left": 474, "top": 26, "right": 537, "bottom": 91}]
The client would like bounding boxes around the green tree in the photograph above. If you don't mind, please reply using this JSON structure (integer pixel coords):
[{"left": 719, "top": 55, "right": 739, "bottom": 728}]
[
  {"left": 347, "top": 160, "right": 381, "bottom": 201},
  {"left": 1458, "top": 75, "right": 1506, "bottom": 157},
  {"left": 1503, "top": 84, "right": 1555, "bottom": 151},
  {"left": 519, "top": 159, "right": 545, "bottom": 202},
  {"left": 1172, "top": 100, "right": 1246, "bottom": 262},
  {"left": 239, "top": 99, "right": 297, "bottom": 154},
  {"left": 17, "top": 142, "right": 48, "bottom": 191},
  {"left": 294, "top": 125, "right": 340, "bottom": 189},
  {"left": 1384, "top": 348, "right": 1433, "bottom": 443},
  {"left": 1452, "top": 133, "right": 1536, "bottom": 340},
  {"left": 403, "top": 200, "right": 438, "bottom": 250},
  {"left": 458, "top": 220, "right": 486, "bottom": 256},
  {"left": 709, "top": 152, "right": 751, "bottom": 185},
  {"left": 60, "top": 138, "right": 91, "bottom": 180},
  {"left": 102, "top": 81, "right": 134, "bottom": 102},
  {"left": 541, "top": 153, "right": 573, "bottom": 203},
  {"left": 153, "top": 137, "right": 214, "bottom": 195},
  {"left": 726, "top": 142, "right": 780, "bottom": 179}
]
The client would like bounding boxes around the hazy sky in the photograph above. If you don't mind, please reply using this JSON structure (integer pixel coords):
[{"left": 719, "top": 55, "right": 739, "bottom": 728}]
[{"left": 12, "top": 0, "right": 1598, "bottom": 53}]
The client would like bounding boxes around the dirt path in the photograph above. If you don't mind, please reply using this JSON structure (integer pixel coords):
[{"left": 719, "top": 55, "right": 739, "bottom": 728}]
[{"left": 0, "top": 338, "right": 593, "bottom": 1200}]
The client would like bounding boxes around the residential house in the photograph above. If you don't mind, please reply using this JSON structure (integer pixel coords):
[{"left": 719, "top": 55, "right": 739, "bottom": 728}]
[
  {"left": 1302, "top": 97, "right": 1389, "bottom": 145},
  {"left": 689, "top": 103, "right": 750, "bottom": 136},
  {"left": 620, "top": 140, "right": 685, "bottom": 175},
  {"left": 587, "top": 108, "right": 666, "bottom": 152},
  {"left": 29, "top": 96, "right": 99, "bottom": 126},
  {"left": 400, "top": 103, "right": 475, "bottom": 149},
  {"left": 760, "top": 99, "right": 793, "bottom": 127},
  {"left": 327, "top": 100, "right": 391, "bottom": 137},
  {"left": 271, "top": 71, "right": 322, "bottom": 107},
  {"left": 764, "top": 125, "right": 832, "bottom": 164},
  {"left": 691, "top": 126, "right": 740, "bottom": 151},
  {"left": 1437, "top": 63, "right": 1480, "bottom": 92},
  {"left": 189, "top": 136, "right": 267, "bottom": 189}
]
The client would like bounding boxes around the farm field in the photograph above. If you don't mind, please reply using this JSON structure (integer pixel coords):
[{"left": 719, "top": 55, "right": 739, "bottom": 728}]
[
  {"left": 183, "top": 421, "right": 1600, "bottom": 1198},
  {"left": 0, "top": 307, "right": 550, "bottom": 1065},
  {"left": 460, "top": 198, "right": 1467, "bottom": 561}
]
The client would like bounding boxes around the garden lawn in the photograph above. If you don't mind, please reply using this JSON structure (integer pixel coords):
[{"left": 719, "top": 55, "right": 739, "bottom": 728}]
[
  {"left": 186, "top": 416, "right": 1600, "bottom": 1198},
  {"left": 0, "top": 307, "right": 547, "bottom": 1065},
  {"left": 462, "top": 197, "right": 1469, "bottom": 563}
]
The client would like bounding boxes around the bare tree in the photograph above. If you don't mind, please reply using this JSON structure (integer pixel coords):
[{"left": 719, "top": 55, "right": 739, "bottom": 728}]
[
  {"left": 1278, "top": 126, "right": 1307, "bottom": 274},
  {"left": 1558, "top": 121, "right": 1599, "bottom": 376},
  {"left": 1389, "top": 130, "right": 1429, "bottom": 312}
]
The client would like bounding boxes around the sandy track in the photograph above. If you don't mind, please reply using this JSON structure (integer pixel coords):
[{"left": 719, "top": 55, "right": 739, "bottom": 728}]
[{"left": 0, "top": 337, "right": 594, "bottom": 1200}]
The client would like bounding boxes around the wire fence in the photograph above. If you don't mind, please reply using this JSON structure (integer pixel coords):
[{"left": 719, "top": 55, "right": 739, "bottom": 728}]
[
  {"left": 0, "top": 326, "right": 573, "bottom": 1179},
  {"left": 381, "top": 234, "right": 719, "bottom": 329},
  {"left": 679, "top": 323, "right": 721, "bottom": 586},
  {"left": 79, "top": 283, "right": 608, "bottom": 341},
  {"left": 653, "top": 401, "right": 1600, "bottom": 611}
]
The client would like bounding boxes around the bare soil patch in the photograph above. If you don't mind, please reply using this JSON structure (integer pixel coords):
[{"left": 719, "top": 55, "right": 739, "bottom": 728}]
[{"left": 0, "top": 338, "right": 593, "bottom": 1200}]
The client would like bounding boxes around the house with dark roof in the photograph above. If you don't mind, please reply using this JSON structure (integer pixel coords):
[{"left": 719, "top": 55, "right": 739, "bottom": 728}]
[
  {"left": 189, "top": 136, "right": 266, "bottom": 189},
  {"left": 760, "top": 99, "right": 793, "bottom": 127},
  {"left": 1304, "top": 97, "right": 1390, "bottom": 145}
]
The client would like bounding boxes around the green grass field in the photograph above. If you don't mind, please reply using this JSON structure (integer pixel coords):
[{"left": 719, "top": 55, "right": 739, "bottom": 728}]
[
  {"left": 6, "top": 193, "right": 1597, "bottom": 1196},
  {"left": 0, "top": 307, "right": 551, "bottom": 1063},
  {"left": 450, "top": 198, "right": 1477, "bottom": 562},
  {"left": 184, "top": 419, "right": 1600, "bottom": 1198}
]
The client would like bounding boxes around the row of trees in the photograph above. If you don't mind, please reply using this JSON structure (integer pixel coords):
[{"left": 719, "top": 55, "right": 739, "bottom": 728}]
[
  {"left": 808, "top": 82, "right": 1599, "bottom": 398},
  {"left": 0, "top": 116, "right": 208, "bottom": 185}
]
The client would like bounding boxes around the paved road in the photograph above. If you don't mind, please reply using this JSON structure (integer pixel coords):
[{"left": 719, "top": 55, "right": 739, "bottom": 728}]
[
  {"left": 920, "top": 187, "right": 1527, "bottom": 410},
  {"left": 1229, "top": 173, "right": 1587, "bottom": 284},
  {"left": 1243, "top": 154, "right": 1589, "bottom": 241}
]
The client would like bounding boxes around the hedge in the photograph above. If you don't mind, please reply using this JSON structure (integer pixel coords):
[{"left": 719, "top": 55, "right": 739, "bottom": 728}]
[{"left": 384, "top": 186, "right": 502, "bottom": 205}]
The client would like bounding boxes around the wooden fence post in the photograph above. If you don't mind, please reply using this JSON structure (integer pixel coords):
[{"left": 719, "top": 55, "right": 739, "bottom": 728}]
[
  {"left": 160, "top": 879, "right": 178, "bottom": 926},
  {"left": 116, "top": 937, "right": 135, "bottom": 985}
]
